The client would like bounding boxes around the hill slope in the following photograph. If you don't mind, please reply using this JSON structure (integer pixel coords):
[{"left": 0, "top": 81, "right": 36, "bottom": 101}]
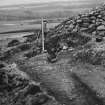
[
  {"left": 1, "top": 2, "right": 105, "bottom": 105},
  {"left": 0, "top": 0, "right": 104, "bottom": 21}
]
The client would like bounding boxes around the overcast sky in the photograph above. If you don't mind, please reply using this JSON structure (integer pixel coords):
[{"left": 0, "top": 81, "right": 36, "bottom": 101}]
[
  {"left": 0, "top": 0, "right": 72, "bottom": 6},
  {"left": 0, "top": 0, "right": 104, "bottom": 6}
]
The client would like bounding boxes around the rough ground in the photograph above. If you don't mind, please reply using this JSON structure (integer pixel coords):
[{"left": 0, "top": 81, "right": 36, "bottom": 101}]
[
  {"left": 1, "top": 3, "right": 105, "bottom": 105},
  {"left": 17, "top": 43, "right": 105, "bottom": 105}
]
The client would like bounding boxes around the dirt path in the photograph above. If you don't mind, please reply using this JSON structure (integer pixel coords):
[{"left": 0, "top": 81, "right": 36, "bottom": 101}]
[{"left": 17, "top": 53, "right": 105, "bottom": 105}]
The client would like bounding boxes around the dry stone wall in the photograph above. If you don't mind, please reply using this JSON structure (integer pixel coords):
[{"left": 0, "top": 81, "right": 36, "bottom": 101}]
[{"left": 48, "top": 4, "right": 105, "bottom": 38}]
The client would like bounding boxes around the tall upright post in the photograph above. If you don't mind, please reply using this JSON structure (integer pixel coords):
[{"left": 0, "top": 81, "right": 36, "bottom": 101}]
[{"left": 41, "top": 17, "right": 45, "bottom": 52}]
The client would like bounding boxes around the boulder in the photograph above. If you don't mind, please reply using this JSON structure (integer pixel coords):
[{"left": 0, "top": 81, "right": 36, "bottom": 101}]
[
  {"left": 8, "top": 39, "right": 20, "bottom": 47},
  {"left": 82, "top": 17, "right": 91, "bottom": 23},
  {"left": 80, "top": 28, "right": 89, "bottom": 32},
  {"left": 91, "top": 20, "right": 96, "bottom": 24},
  {"left": 97, "top": 15, "right": 102, "bottom": 18},
  {"left": 88, "top": 24, "right": 96, "bottom": 29},
  {"left": 97, "top": 25, "right": 105, "bottom": 31},
  {"left": 92, "top": 31, "right": 97, "bottom": 35},
  {"left": 96, "top": 22, "right": 102, "bottom": 26},
  {"left": 69, "top": 24, "right": 74, "bottom": 29},
  {"left": 96, "top": 36, "right": 103, "bottom": 42},
  {"left": 90, "top": 16, "right": 96, "bottom": 20},
  {"left": 76, "top": 19, "right": 82, "bottom": 23},
  {"left": 72, "top": 28, "right": 78, "bottom": 32},
  {"left": 81, "top": 23, "right": 90, "bottom": 28}
]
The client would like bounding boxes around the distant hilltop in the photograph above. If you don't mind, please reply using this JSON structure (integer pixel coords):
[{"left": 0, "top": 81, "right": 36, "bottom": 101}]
[{"left": 0, "top": 0, "right": 104, "bottom": 21}]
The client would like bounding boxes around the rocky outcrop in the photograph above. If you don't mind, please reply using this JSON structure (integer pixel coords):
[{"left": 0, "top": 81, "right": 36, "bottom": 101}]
[
  {"left": 0, "top": 63, "right": 58, "bottom": 105},
  {"left": 8, "top": 39, "right": 20, "bottom": 47},
  {"left": 48, "top": 4, "right": 105, "bottom": 37},
  {"left": 45, "top": 4, "right": 105, "bottom": 55}
]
